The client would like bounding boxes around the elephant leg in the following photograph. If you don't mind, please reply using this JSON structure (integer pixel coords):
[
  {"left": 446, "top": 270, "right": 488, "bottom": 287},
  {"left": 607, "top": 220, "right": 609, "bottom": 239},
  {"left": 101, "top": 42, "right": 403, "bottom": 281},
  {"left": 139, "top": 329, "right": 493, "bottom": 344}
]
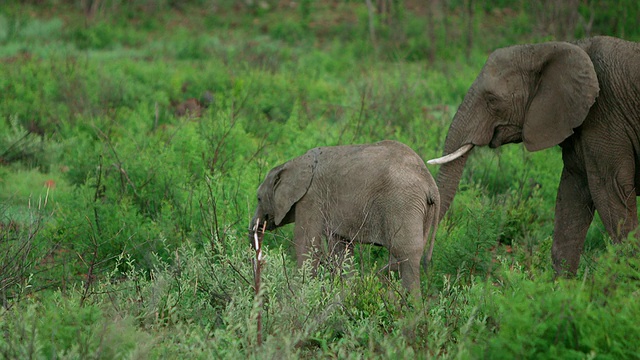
[
  {"left": 293, "top": 199, "right": 324, "bottom": 269},
  {"left": 397, "top": 253, "right": 422, "bottom": 298},
  {"left": 388, "top": 226, "right": 425, "bottom": 296},
  {"left": 553, "top": 166, "right": 595, "bottom": 275},
  {"left": 588, "top": 157, "right": 638, "bottom": 243},
  {"left": 293, "top": 223, "right": 321, "bottom": 269}
]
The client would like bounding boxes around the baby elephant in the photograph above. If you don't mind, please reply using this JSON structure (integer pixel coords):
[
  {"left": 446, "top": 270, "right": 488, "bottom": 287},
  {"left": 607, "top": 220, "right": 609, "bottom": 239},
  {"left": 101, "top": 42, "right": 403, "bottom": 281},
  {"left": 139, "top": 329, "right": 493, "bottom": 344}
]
[{"left": 249, "top": 140, "right": 439, "bottom": 295}]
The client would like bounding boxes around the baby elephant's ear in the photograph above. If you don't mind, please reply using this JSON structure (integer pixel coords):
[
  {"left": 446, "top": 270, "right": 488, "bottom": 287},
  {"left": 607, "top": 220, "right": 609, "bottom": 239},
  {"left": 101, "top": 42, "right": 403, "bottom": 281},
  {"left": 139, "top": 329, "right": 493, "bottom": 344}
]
[{"left": 273, "top": 152, "right": 315, "bottom": 225}]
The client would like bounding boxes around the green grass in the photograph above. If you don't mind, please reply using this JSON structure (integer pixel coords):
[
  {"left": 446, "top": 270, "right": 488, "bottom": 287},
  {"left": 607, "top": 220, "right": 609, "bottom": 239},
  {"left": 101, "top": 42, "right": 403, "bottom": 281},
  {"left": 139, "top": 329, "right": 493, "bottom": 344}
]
[{"left": 1, "top": 1, "right": 639, "bottom": 358}]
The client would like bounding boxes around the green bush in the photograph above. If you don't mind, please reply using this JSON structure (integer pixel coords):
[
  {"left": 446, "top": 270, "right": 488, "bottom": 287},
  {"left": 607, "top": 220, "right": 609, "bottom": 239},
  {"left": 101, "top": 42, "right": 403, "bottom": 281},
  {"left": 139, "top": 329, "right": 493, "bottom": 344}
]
[
  {"left": 68, "top": 22, "right": 119, "bottom": 50},
  {"left": 474, "top": 241, "right": 640, "bottom": 358},
  {"left": 434, "top": 186, "right": 504, "bottom": 283},
  {"left": 0, "top": 292, "right": 149, "bottom": 359},
  {"left": 269, "top": 19, "right": 312, "bottom": 45}
]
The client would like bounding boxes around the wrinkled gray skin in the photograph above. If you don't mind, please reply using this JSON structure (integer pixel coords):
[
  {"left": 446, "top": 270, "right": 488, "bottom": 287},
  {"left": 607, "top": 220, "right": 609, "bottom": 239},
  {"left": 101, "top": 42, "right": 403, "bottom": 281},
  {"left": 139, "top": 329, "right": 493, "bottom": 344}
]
[
  {"left": 431, "top": 36, "right": 640, "bottom": 275},
  {"left": 250, "top": 140, "right": 439, "bottom": 295}
]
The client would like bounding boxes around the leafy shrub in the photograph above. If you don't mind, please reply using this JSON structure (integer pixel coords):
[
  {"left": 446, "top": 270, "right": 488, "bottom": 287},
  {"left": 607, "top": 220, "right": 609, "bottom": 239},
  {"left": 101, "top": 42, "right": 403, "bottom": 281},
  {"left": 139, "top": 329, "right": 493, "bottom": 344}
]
[
  {"left": 269, "top": 19, "right": 312, "bottom": 45},
  {"left": 434, "top": 186, "right": 504, "bottom": 284},
  {"left": 68, "top": 22, "right": 117, "bottom": 50},
  {"left": 474, "top": 242, "right": 640, "bottom": 358},
  {"left": 0, "top": 15, "right": 64, "bottom": 43},
  {"left": 175, "top": 33, "right": 211, "bottom": 60},
  {"left": 0, "top": 292, "right": 149, "bottom": 359}
]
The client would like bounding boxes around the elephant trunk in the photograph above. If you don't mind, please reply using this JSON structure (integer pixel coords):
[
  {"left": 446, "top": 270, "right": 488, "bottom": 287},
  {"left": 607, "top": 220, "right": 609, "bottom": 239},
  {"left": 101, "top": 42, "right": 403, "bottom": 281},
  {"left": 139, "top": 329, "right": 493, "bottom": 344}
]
[
  {"left": 430, "top": 91, "right": 481, "bottom": 221},
  {"left": 435, "top": 151, "right": 472, "bottom": 220}
]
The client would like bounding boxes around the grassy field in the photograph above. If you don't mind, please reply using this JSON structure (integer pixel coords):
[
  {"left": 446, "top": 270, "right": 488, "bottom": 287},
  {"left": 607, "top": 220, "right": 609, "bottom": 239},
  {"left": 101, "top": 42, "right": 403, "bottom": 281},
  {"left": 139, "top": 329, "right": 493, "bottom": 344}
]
[{"left": 1, "top": 1, "right": 640, "bottom": 358}]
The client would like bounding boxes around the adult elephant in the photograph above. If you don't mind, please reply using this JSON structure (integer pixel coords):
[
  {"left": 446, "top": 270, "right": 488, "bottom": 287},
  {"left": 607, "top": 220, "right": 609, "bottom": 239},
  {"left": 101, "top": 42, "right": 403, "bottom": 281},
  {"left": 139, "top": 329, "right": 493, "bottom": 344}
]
[
  {"left": 428, "top": 36, "right": 640, "bottom": 275},
  {"left": 250, "top": 140, "right": 440, "bottom": 296}
]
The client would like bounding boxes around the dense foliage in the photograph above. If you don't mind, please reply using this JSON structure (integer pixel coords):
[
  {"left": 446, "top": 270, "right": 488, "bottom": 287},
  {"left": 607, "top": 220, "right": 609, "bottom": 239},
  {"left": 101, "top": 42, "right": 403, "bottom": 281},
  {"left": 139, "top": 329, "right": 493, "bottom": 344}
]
[{"left": 1, "top": 1, "right": 639, "bottom": 358}]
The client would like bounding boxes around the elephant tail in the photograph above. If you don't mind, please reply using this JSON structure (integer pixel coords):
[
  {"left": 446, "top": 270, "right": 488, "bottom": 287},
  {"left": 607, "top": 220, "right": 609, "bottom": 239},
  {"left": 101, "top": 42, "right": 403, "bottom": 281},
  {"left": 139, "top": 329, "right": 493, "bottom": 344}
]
[{"left": 422, "top": 190, "right": 440, "bottom": 270}]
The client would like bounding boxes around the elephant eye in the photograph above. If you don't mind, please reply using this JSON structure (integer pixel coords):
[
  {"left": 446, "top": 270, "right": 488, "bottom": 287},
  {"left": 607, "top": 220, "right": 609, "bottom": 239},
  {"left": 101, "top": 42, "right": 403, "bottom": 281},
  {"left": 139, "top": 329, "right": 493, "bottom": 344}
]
[
  {"left": 257, "top": 196, "right": 262, "bottom": 202},
  {"left": 485, "top": 93, "right": 503, "bottom": 113},
  {"left": 485, "top": 93, "right": 499, "bottom": 106}
]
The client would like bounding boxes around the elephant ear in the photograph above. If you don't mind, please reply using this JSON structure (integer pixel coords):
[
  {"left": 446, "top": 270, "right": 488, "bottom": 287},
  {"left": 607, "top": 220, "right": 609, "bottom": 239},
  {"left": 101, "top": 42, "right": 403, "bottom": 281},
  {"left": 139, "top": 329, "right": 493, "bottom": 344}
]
[
  {"left": 272, "top": 152, "right": 316, "bottom": 225},
  {"left": 523, "top": 42, "right": 600, "bottom": 151}
]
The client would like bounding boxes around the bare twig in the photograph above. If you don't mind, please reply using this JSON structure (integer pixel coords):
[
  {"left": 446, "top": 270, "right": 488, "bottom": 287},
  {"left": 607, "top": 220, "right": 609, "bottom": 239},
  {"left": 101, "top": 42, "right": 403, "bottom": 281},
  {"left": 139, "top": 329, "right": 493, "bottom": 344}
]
[
  {"left": 154, "top": 101, "right": 159, "bottom": 131},
  {"left": 281, "top": 251, "right": 295, "bottom": 297},
  {"left": 244, "top": 133, "right": 270, "bottom": 166},
  {"left": 338, "top": 84, "right": 369, "bottom": 144},
  {"left": 202, "top": 175, "right": 224, "bottom": 252},
  {"left": 93, "top": 155, "right": 104, "bottom": 235},
  {"left": 209, "top": 110, "right": 238, "bottom": 175},
  {"left": 80, "top": 216, "right": 100, "bottom": 307},
  {"left": 226, "top": 259, "right": 252, "bottom": 286},
  {"left": 0, "top": 132, "right": 31, "bottom": 161}
]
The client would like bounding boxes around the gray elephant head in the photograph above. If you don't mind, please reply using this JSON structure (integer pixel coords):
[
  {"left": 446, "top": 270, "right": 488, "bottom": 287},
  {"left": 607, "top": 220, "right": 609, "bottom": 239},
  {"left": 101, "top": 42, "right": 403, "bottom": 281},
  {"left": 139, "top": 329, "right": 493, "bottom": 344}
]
[
  {"left": 249, "top": 154, "right": 314, "bottom": 234},
  {"left": 429, "top": 42, "right": 600, "bottom": 219}
]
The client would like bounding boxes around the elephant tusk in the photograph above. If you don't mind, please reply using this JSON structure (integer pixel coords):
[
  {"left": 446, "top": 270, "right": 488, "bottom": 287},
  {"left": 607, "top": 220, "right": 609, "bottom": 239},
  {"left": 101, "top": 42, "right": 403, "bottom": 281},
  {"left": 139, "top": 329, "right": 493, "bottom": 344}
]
[{"left": 427, "top": 144, "right": 474, "bottom": 165}]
